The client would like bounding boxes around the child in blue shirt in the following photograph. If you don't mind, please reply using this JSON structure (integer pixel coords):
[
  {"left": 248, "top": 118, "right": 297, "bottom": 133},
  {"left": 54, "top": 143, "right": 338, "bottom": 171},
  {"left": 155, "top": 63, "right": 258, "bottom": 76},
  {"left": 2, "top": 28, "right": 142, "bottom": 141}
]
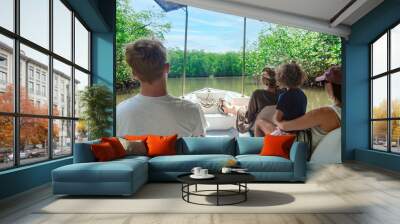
[{"left": 267, "top": 62, "right": 307, "bottom": 136}]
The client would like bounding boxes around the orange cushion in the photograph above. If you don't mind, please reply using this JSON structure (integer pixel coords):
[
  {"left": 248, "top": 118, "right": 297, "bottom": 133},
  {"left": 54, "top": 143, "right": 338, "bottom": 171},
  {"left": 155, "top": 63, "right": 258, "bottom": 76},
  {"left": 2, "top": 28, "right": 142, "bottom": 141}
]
[
  {"left": 91, "top": 142, "right": 118, "bottom": 162},
  {"left": 146, "top": 135, "right": 177, "bottom": 157},
  {"left": 124, "top": 135, "right": 148, "bottom": 142},
  {"left": 101, "top": 137, "right": 127, "bottom": 158},
  {"left": 260, "top": 134, "right": 296, "bottom": 159}
]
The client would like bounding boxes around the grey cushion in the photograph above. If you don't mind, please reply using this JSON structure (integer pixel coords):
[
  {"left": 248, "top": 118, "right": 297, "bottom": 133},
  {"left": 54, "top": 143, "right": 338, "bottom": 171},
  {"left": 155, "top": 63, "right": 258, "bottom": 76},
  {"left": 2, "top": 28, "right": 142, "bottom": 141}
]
[{"left": 119, "top": 138, "right": 147, "bottom": 156}]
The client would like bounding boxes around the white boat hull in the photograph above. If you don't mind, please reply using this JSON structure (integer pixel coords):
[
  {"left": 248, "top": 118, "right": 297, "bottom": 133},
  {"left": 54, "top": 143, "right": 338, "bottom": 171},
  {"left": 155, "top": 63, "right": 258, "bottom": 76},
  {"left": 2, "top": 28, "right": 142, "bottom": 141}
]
[{"left": 184, "top": 88, "right": 250, "bottom": 136}]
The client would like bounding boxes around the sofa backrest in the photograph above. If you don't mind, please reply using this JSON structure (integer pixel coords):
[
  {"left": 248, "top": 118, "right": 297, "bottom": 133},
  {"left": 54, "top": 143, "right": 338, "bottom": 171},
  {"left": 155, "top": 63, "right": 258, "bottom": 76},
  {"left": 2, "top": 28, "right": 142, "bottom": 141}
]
[
  {"left": 74, "top": 137, "right": 237, "bottom": 163},
  {"left": 236, "top": 137, "right": 264, "bottom": 155},
  {"left": 177, "top": 137, "right": 236, "bottom": 155},
  {"left": 74, "top": 139, "right": 100, "bottom": 163}
]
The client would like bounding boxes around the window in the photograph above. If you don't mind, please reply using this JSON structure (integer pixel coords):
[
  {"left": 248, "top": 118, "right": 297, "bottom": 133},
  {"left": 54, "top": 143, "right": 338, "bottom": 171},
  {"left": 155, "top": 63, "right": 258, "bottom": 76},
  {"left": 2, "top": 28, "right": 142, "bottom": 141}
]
[
  {"left": 29, "top": 67, "right": 34, "bottom": 80},
  {"left": 74, "top": 69, "right": 89, "bottom": 118},
  {"left": 74, "top": 18, "right": 90, "bottom": 70},
  {"left": 35, "top": 70, "right": 41, "bottom": 81},
  {"left": 28, "top": 81, "right": 34, "bottom": 94},
  {"left": 0, "top": 35, "right": 13, "bottom": 113},
  {"left": 0, "top": 0, "right": 91, "bottom": 170},
  {"left": 53, "top": 59, "right": 72, "bottom": 117},
  {"left": 391, "top": 25, "right": 400, "bottom": 69},
  {"left": 370, "top": 23, "right": 400, "bottom": 153},
  {"left": 20, "top": 0, "right": 49, "bottom": 48},
  {"left": 0, "top": 0, "right": 14, "bottom": 32},
  {"left": 19, "top": 117, "right": 49, "bottom": 165},
  {"left": 0, "top": 55, "right": 7, "bottom": 67},
  {"left": 53, "top": 119, "right": 72, "bottom": 158},
  {"left": 0, "top": 71, "right": 6, "bottom": 85},
  {"left": 54, "top": 89, "right": 58, "bottom": 104},
  {"left": 36, "top": 84, "right": 40, "bottom": 95},
  {"left": 0, "top": 53, "right": 8, "bottom": 89},
  {"left": 42, "top": 85, "right": 46, "bottom": 97},
  {"left": 0, "top": 53, "right": 7, "bottom": 88},
  {"left": 0, "top": 116, "right": 13, "bottom": 170},
  {"left": 53, "top": 0, "right": 72, "bottom": 60}
]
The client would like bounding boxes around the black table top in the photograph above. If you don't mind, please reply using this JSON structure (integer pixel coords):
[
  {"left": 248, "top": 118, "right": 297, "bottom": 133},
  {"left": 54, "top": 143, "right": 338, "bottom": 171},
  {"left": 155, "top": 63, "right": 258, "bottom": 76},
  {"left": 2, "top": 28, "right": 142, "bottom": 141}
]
[{"left": 177, "top": 172, "right": 255, "bottom": 185}]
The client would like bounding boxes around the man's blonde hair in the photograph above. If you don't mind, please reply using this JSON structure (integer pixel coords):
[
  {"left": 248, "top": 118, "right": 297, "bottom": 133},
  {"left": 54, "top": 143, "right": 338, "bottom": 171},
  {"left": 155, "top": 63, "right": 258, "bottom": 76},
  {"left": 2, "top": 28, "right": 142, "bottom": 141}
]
[{"left": 125, "top": 39, "right": 167, "bottom": 83}]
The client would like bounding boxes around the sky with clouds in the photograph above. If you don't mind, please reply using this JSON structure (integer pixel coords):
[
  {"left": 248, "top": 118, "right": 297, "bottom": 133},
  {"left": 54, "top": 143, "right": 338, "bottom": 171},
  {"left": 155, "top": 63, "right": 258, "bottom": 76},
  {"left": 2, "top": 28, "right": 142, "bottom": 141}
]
[{"left": 130, "top": 0, "right": 271, "bottom": 53}]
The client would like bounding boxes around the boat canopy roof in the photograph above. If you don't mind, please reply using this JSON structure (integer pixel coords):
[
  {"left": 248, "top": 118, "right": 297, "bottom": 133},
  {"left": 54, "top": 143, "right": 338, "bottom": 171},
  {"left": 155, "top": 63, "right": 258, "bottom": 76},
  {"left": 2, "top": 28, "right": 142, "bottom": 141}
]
[
  {"left": 166, "top": 0, "right": 383, "bottom": 38},
  {"left": 154, "top": 0, "right": 186, "bottom": 12}
]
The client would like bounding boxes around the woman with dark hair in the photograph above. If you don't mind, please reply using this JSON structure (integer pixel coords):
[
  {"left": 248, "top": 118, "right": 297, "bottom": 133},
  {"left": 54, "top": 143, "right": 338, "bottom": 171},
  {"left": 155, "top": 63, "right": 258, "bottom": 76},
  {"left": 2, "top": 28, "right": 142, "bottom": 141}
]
[
  {"left": 246, "top": 67, "right": 283, "bottom": 126},
  {"left": 275, "top": 65, "right": 342, "bottom": 151},
  {"left": 220, "top": 66, "right": 283, "bottom": 134},
  {"left": 255, "top": 61, "right": 308, "bottom": 136}
]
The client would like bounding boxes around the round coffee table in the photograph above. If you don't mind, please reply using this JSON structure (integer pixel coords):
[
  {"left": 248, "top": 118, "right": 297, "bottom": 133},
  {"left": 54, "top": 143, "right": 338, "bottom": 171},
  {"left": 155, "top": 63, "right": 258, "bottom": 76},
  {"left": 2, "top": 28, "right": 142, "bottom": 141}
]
[{"left": 177, "top": 173, "right": 255, "bottom": 206}]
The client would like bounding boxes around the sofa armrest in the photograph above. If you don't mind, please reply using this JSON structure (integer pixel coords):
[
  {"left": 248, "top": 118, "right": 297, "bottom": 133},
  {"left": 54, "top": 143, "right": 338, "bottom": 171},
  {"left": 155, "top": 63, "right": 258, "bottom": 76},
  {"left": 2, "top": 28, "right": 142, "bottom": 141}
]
[
  {"left": 73, "top": 141, "right": 99, "bottom": 163},
  {"left": 289, "top": 142, "right": 307, "bottom": 181}
]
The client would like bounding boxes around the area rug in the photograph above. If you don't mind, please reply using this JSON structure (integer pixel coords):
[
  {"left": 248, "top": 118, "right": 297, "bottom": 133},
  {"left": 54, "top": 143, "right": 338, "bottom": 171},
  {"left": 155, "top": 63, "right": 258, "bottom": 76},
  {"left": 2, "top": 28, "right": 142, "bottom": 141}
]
[{"left": 37, "top": 183, "right": 362, "bottom": 214}]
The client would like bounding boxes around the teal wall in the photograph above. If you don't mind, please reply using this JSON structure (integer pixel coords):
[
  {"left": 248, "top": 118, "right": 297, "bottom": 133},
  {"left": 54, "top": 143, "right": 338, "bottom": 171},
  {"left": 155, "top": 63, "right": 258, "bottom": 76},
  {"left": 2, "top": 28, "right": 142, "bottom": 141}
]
[
  {"left": 0, "top": 158, "right": 72, "bottom": 199},
  {"left": 344, "top": 0, "right": 400, "bottom": 170},
  {"left": 0, "top": 0, "right": 115, "bottom": 200},
  {"left": 355, "top": 149, "right": 400, "bottom": 172},
  {"left": 92, "top": 32, "right": 116, "bottom": 135}
]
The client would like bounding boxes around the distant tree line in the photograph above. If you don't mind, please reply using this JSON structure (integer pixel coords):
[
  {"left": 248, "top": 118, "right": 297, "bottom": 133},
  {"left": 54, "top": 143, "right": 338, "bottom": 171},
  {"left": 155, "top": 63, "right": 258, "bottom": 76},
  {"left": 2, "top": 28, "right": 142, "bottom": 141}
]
[
  {"left": 168, "top": 50, "right": 242, "bottom": 77},
  {"left": 167, "top": 25, "right": 341, "bottom": 80}
]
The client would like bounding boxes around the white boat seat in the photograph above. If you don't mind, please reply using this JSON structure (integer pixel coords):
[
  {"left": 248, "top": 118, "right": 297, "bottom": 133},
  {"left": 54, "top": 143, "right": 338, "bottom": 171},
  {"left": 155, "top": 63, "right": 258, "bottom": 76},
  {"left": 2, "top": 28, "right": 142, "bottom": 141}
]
[{"left": 205, "top": 114, "right": 236, "bottom": 131}]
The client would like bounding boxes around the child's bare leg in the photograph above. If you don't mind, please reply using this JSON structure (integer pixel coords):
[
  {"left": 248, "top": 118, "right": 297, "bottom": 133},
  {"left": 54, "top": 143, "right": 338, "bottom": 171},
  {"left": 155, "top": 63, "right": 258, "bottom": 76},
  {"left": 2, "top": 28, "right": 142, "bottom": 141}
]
[
  {"left": 254, "top": 122, "right": 264, "bottom": 137},
  {"left": 255, "top": 119, "right": 276, "bottom": 136}
]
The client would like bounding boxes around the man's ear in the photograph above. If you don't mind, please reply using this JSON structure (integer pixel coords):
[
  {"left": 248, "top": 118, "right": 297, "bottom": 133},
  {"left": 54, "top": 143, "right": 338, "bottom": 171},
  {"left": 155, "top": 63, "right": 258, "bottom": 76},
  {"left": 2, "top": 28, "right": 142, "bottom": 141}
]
[
  {"left": 164, "top": 63, "right": 170, "bottom": 74},
  {"left": 131, "top": 68, "right": 142, "bottom": 82}
]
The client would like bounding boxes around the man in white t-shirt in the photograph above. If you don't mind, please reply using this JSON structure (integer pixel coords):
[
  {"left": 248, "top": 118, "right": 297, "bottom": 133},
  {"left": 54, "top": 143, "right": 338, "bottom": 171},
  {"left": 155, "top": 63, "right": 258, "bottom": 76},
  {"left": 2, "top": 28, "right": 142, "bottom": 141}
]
[{"left": 117, "top": 39, "right": 207, "bottom": 137}]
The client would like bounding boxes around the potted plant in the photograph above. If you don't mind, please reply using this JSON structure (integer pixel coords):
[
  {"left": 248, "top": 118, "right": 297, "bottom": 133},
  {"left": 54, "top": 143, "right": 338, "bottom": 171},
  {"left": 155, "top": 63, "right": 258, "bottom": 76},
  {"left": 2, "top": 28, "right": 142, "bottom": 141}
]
[{"left": 79, "top": 84, "right": 113, "bottom": 140}]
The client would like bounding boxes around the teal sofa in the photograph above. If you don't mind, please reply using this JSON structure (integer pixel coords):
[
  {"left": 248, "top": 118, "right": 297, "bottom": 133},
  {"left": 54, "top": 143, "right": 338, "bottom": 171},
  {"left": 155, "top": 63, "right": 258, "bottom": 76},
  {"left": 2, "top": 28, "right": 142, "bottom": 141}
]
[{"left": 52, "top": 137, "right": 307, "bottom": 196}]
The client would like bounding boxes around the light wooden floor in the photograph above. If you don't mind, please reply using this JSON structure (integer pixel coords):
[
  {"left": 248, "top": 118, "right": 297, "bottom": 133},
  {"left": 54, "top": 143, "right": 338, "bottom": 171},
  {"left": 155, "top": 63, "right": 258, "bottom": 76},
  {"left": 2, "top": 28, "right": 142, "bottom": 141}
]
[{"left": 1, "top": 162, "right": 400, "bottom": 224}]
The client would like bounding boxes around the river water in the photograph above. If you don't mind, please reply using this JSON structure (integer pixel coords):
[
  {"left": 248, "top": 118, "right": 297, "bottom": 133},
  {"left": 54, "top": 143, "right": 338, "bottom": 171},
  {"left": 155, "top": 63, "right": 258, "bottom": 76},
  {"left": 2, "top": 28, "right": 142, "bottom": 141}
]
[{"left": 117, "top": 76, "right": 331, "bottom": 111}]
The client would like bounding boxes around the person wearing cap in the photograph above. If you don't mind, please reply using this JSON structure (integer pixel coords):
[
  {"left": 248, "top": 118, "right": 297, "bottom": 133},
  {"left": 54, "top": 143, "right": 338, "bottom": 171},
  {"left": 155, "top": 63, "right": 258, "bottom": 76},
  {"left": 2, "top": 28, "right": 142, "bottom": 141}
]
[
  {"left": 246, "top": 67, "right": 284, "bottom": 127},
  {"left": 275, "top": 65, "right": 342, "bottom": 150}
]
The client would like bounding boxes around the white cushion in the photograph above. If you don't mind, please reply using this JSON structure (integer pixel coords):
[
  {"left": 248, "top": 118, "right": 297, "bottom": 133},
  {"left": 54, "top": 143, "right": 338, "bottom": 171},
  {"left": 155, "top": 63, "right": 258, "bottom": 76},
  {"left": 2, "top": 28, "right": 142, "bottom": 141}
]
[{"left": 310, "top": 128, "right": 341, "bottom": 164}]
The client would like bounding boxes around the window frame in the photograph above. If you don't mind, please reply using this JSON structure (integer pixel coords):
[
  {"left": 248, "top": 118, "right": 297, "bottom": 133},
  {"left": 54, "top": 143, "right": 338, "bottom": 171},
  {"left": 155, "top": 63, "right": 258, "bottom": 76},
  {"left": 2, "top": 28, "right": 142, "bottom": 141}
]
[
  {"left": 0, "top": 0, "right": 92, "bottom": 171},
  {"left": 370, "top": 21, "right": 400, "bottom": 154}
]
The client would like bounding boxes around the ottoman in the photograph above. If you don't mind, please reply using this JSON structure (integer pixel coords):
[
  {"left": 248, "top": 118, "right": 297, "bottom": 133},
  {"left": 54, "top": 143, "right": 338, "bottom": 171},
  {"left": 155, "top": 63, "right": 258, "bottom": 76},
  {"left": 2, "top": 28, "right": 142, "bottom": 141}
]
[{"left": 52, "top": 157, "right": 148, "bottom": 196}]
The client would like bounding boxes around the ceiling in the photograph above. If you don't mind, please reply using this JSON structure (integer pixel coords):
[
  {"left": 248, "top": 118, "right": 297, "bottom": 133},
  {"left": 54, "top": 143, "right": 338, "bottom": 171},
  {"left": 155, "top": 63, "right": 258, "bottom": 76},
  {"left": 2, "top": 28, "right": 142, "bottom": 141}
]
[
  {"left": 168, "top": 0, "right": 384, "bottom": 38},
  {"left": 227, "top": 0, "right": 352, "bottom": 22}
]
